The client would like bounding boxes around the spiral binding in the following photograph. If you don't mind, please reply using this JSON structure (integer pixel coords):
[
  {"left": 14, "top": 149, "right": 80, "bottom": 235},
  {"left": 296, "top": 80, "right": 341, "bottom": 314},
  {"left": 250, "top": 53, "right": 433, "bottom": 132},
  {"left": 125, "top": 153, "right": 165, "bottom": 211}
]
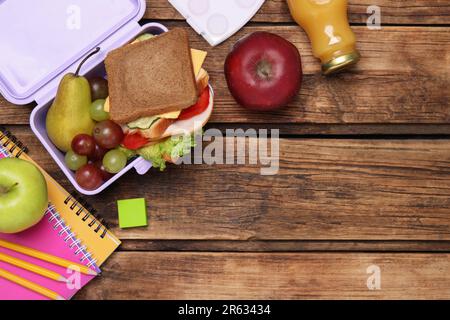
[
  {"left": 64, "top": 192, "right": 109, "bottom": 239},
  {"left": 0, "top": 126, "right": 29, "bottom": 158},
  {"left": 45, "top": 205, "right": 99, "bottom": 270}
]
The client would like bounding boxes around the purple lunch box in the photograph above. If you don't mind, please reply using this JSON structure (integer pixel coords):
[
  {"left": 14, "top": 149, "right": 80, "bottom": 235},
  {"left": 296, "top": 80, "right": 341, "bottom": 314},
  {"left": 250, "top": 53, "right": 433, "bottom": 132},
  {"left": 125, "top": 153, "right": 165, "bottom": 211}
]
[{"left": 0, "top": 0, "right": 168, "bottom": 195}]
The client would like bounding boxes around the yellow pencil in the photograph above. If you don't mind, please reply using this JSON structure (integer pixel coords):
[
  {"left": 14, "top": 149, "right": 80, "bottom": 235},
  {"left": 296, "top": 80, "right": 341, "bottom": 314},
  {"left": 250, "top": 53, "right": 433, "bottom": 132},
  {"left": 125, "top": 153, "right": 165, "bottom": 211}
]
[
  {"left": 0, "top": 267, "right": 65, "bottom": 300},
  {"left": 0, "top": 239, "right": 97, "bottom": 276},
  {"left": 0, "top": 252, "right": 68, "bottom": 283}
]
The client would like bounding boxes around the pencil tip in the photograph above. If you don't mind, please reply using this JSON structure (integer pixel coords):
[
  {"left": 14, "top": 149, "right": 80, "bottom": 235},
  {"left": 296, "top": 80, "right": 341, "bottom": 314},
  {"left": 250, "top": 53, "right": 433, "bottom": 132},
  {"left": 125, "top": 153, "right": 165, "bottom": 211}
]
[{"left": 88, "top": 269, "right": 98, "bottom": 276}]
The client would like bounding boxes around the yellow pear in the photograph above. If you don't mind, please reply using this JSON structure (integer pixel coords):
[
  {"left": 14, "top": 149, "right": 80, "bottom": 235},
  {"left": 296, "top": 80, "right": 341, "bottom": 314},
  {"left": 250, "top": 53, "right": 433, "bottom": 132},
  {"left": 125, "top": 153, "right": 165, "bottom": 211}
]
[{"left": 46, "top": 49, "right": 100, "bottom": 152}]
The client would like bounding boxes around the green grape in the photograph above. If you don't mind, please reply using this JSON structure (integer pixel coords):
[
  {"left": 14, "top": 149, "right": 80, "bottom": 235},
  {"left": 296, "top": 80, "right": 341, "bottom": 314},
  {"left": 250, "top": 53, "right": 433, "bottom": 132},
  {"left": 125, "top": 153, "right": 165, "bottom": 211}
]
[
  {"left": 102, "top": 150, "right": 127, "bottom": 174},
  {"left": 136, "top": 33, "right": 154, "bottom": 42},
  {"left": 65, "top": 150, "right": 88, "bottom": 171},
  {"left": 90, "top": 99, "right": 110, "bottom": 122}
]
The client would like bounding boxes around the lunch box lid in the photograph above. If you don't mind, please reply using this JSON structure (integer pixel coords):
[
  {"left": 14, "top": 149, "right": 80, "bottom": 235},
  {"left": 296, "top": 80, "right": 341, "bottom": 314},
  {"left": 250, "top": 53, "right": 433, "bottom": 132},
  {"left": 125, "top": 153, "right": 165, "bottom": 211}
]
[{"left": 0, "top": 0, "right": 147, "bottom": 105}]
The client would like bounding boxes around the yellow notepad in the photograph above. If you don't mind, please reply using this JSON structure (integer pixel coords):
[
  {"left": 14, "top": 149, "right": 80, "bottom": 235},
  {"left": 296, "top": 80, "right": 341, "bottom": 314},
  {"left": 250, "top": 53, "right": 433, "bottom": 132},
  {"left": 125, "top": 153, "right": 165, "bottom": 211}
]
[{"left": 0, "top": 128, "right": 120, "bottom": 267}]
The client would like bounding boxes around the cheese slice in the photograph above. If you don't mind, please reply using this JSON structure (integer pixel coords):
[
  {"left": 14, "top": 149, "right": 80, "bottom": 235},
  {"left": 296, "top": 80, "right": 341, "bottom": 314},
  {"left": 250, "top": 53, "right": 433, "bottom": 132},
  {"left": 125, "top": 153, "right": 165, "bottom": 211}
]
[
  {"left": 159, "top": 110, "right": 181, "bottom": 119},
  {"left": 191, "top": 48, "right": 207, "bottom": 76},
  {"left": 104, "top": 97, "right": 110, "bottom": 112}
]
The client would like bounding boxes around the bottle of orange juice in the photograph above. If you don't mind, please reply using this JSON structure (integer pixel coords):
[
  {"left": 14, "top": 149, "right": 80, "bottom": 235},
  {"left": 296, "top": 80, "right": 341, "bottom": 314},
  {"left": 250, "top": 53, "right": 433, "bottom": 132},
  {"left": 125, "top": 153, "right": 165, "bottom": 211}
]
[{"left": 287, "top": 0, "right": 360, "bottom": 75}]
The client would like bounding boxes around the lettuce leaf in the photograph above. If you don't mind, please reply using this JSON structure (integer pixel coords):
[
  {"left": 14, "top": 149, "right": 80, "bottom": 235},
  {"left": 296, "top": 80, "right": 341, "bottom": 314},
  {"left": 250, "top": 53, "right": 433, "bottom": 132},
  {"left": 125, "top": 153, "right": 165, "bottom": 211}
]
[{"left": 136, "top": 133, "right": 198, "bottom": 171}]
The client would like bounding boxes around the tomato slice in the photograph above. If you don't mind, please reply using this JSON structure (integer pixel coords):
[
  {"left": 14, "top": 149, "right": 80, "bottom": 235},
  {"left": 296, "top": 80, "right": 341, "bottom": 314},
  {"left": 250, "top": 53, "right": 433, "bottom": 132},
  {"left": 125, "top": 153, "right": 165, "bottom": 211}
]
[
  {"left": 178, "top": 87, "right": 210, "bottom": 121},
  {"left": 122, "top": 132, "right": 149, "bottom": 150},
  {"left": 122, "top": 87, "right": 210, "bottom": 149}
]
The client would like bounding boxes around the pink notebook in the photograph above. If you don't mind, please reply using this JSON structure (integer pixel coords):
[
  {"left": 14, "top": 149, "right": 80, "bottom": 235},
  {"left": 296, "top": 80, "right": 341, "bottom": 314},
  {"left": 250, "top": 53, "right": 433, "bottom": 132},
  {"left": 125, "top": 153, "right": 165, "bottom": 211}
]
[
  {"left": 0, "top": 127, "right": 120, "bottom": 300},
  {"left": 0, "top": 208, "right": 96, "bottom": 300}
]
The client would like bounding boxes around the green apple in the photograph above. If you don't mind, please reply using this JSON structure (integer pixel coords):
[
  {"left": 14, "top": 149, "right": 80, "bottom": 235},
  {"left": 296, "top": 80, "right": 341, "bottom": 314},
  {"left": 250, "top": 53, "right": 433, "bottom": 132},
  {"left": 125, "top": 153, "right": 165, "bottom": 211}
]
[{"left": 0, "top": 158, "right": 48, "bottom": 234}]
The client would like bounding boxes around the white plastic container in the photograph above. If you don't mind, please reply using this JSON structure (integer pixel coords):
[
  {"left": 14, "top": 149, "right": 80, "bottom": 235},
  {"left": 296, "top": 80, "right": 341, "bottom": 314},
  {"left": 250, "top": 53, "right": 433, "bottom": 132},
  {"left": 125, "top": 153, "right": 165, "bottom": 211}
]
[{"left": 0, "top": 0, "right": 166, "bottom": 195}]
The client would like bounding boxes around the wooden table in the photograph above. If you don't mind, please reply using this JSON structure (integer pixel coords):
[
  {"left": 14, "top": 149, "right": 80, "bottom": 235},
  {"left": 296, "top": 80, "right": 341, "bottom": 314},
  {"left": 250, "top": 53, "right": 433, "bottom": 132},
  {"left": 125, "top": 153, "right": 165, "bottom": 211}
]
[{"left": 1, "top": 1, "right": 450, "bottom": 299}]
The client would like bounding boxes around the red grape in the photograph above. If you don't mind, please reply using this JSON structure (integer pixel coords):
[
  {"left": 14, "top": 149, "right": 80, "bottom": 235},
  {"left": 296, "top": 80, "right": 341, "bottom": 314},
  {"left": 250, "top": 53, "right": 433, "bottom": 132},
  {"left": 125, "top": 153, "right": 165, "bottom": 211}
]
[
  {"left": 89, "top": 77, "right": 109, "bottom": 101},
  {"left": 89, "top": 144, "right": 108, "bottom": 162},
  {"left": 75, "top": 164, "right": 103, "bottom": 190},
  {"left": 93, "top": 160, "right": 114, "bottom": 181},
  {"left": 71, "top": 134, "right": 96, "bottom": 156},
  {"left": 93, "top": 120, "right": 124, "bottom": 149}
]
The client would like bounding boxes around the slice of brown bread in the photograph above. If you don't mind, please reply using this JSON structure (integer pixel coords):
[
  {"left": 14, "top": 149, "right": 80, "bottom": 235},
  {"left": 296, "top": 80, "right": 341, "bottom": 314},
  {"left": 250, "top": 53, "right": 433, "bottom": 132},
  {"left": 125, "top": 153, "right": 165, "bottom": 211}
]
[{"left": 105, "top": 28, "right": 198, "bottom": 124}]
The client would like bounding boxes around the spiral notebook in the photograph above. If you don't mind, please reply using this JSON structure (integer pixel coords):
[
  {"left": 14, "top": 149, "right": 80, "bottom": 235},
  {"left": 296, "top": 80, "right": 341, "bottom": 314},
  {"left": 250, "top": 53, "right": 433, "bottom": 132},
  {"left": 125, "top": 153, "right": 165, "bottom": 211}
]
[{"left": 0, "top": 127, "right": 121, "bottom": 300}]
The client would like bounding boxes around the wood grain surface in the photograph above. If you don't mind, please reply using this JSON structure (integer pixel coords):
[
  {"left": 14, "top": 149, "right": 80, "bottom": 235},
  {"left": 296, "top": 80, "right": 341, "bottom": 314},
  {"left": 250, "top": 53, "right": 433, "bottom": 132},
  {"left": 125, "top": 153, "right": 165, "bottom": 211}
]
[
  {"left": 76, "top": 252, "right": 450, "bottom": 299},
  {"left": 144, "top": 0, "right": 450, "bottom": 25},
  {"left": 2, "top": 27, "right": 448, "bottom": 126},
  {"left": 6, "top": 126, "right": 450, "bottom": 241},
  {"left": 119, "top": 239, "right": 450, "bottom": 252}
]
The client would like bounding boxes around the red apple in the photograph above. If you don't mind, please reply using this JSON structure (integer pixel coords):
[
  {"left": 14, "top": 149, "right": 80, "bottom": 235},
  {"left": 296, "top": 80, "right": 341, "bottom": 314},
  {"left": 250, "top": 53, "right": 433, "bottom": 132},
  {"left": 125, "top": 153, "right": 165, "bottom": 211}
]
[{"left": 225, "top": 32, "right": 302, "bottom": 111}]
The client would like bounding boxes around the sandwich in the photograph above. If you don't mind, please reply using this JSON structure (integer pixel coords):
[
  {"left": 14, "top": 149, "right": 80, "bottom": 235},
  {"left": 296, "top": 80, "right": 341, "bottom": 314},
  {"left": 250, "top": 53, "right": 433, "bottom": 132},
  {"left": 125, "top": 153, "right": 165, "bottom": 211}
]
[{"left": 105, "top": 28, "right": 213, "bottom": 170}]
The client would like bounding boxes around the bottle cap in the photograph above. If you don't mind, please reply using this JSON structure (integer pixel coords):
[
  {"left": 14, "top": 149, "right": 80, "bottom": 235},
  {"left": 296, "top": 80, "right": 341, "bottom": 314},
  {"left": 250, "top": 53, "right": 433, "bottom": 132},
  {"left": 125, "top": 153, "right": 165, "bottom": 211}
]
[{"left": 322, "top": 51, "right": 361, "bottom": 75}]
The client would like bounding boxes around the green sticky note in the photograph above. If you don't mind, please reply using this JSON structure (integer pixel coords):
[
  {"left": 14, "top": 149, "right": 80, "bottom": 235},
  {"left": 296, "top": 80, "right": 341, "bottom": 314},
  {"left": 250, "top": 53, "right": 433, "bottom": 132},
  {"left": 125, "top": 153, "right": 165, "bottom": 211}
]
[{"left": 117, "top": 198, "right": 148, "bottom": 229}]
